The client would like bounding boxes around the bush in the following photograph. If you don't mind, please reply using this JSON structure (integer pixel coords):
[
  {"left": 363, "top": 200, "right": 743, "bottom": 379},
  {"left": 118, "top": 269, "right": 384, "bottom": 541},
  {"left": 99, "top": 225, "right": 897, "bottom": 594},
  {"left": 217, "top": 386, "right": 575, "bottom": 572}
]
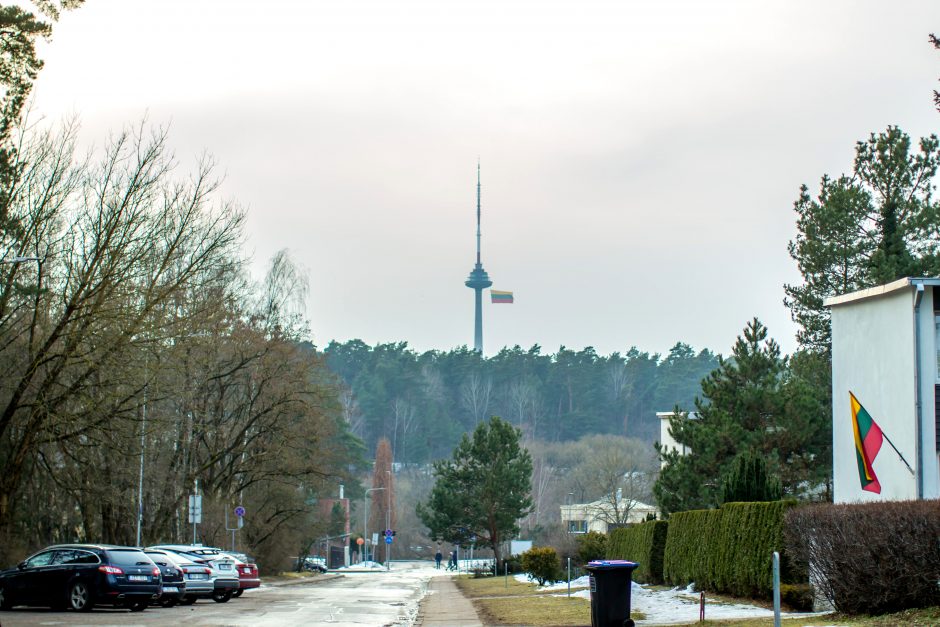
[
  {"left": 785, "top": 500, "right": 940, "bottom": 615},
  {"left": 780, "top": 584, "right": 814, "bottom": 612},
  {"left": 576, "top": 531, "right": 608, "bottom": 565},
  {"left": 663, "top": 501, "right": 801, "bottom": 598},
  {"left": 520, "top": 546, "right": 561, "bottom": 586},
  {"left": 607, "top": 521, "right": 668, "bottom": 584}
]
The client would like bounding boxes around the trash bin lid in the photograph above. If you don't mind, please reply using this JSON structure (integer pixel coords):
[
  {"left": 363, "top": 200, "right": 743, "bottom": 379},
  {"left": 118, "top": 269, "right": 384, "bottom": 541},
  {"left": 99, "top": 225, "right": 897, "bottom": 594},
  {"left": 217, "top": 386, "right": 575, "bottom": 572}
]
[{"left": 585, "top": 560, "right": 639, "bottom": 570}]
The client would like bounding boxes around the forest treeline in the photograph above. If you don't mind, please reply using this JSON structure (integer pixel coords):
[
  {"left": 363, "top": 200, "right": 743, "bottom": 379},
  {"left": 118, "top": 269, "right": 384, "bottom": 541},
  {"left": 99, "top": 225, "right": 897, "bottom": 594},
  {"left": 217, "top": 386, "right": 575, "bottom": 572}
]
[{"left": 324, "top": 340, "right": 720, "bottom": 462}]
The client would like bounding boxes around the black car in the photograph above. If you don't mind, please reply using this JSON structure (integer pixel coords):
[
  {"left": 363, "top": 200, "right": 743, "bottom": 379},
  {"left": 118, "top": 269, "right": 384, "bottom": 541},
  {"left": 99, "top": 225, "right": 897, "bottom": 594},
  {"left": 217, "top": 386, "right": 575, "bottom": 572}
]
[
  {"left": 143, "top": 550, "right": 186, "bottom": 607},
  {"left": 0, "top": 544, "right": 162, "bottom": 612}
]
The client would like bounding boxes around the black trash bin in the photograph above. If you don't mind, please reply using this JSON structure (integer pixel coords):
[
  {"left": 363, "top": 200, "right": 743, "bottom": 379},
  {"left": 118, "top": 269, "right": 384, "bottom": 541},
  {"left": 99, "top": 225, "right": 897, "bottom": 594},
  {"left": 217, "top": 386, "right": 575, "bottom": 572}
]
[{"left": 585, "top": 559, "right": 639, "bottom": 627}]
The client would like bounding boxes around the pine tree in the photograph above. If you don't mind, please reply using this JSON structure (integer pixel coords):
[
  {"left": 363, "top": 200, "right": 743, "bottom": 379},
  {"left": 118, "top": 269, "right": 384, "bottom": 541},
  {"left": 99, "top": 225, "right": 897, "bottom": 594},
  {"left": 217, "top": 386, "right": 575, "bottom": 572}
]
[
  {"left": 655, "top": 319, "right": 823, "bottom": 514},
  {"left": 784, "top": 126, "right": 940, "bottom": 353}
]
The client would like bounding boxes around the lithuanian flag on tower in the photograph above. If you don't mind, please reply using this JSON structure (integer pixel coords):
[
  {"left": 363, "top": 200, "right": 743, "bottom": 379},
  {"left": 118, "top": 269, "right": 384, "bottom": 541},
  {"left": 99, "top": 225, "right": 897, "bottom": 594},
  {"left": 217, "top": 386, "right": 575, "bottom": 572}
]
[
  {"left": 491, "top": 290, "right": 513, "bottom": 304},
  {"left": 849, "top": 391, "right": 884, "bottom": 494}
]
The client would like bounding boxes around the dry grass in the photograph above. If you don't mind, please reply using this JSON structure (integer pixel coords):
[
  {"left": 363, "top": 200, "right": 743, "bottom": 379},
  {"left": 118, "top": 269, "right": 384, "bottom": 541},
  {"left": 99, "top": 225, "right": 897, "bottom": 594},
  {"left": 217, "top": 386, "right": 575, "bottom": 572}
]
[
  {"left": 474, "top": 594, "right": 592, "bottom": 626},
  {"left": 455, "top": 574, "right": 571, "bottom": 598},
  {"left": 455, "top": 575, "right": 646, "bottom": 626}
]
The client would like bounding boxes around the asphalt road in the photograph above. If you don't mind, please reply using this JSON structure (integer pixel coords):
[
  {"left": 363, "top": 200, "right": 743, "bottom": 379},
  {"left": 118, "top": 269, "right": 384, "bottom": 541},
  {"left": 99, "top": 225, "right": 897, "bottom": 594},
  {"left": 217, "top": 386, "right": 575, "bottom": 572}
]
[{"left": 0, "top": 561, "right": 440, "bottom": 627}]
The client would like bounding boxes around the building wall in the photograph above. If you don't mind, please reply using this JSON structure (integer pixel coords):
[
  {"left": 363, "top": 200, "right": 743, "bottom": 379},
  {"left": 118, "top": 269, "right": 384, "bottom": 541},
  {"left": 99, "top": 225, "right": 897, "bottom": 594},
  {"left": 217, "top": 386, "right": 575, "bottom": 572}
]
[{"left": 831, "top": 287, "right": 918, "bottom": 502}]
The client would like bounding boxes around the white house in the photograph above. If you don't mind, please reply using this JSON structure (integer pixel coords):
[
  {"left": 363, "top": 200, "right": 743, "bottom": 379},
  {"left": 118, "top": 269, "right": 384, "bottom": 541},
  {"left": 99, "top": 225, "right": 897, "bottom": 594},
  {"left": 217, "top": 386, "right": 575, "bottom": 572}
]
[
  {"left": 825, "top": 278, "right": 940, "bottom": 503},
  {"left": 560, "top": 495, "right": 659, "bottom": 534}
]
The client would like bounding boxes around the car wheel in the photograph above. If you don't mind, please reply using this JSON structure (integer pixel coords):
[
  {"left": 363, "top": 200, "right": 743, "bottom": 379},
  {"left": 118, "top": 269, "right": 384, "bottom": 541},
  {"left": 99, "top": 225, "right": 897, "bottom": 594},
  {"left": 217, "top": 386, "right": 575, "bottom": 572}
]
[
  {"left": 232, "top": 589, "right": 243, "bottom": 598},
  {"left": 128, "top": 600, "right": 148, "bottom": 612},
  {"left": 180, "top": 595, "right": 196, "bottom": 606},
  {"left": 68, "top": 581, "right": 94, "bottom": 612},
  {"left": 0, "top": 585, "right": 13, "bottom": 610},
  {"left": 211, "top": 589, "right": 233, "bottom": 603}
]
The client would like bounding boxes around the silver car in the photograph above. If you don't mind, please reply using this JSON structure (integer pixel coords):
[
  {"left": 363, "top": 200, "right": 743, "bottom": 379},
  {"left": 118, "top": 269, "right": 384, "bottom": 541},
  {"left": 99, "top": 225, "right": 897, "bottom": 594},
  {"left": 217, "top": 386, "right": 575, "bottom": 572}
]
[
  {"left": 145, "top": 549, "right": 212, "bottom": 605},
  {"left": 147, "top": 545, "right": 239, "bottom": 603}
]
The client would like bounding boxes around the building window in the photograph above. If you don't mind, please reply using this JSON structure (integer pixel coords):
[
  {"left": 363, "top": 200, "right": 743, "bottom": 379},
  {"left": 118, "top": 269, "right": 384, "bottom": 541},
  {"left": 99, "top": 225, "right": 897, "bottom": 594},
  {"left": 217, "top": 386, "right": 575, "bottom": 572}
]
[{"left": 567, "top": 520, "right": 587, "bottom": 534}]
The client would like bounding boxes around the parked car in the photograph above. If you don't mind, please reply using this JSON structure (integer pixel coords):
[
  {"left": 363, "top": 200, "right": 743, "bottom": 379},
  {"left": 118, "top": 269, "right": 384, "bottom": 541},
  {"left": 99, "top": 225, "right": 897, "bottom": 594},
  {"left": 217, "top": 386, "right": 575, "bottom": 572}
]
[
  {"left": 303, "top": 556, "right": 327, "bottom": 573},
  {"left": 148, "top": 545, "right": 238, "bottom": 603},
  {"left": 221, "top": 553, "right": 260, "bottom": 597},
  {"left": 0, "top": 544, "right": 161, "bottom": 612},
  {"left": 144, "top": 549, "right": 212, "bottom": 605},
  {"left": 142, "top": 550, "right": 186, "bottom": 607}
]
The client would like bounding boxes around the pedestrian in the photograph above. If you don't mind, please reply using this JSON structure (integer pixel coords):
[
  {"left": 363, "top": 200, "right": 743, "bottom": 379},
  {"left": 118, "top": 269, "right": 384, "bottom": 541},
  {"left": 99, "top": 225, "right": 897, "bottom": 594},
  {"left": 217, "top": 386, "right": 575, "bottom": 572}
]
[
  {"left": 434, "top": 547, "right": 443, "bottom": 569},
  {"left": 448, "top": 550, "right": 457, "bottom": 571}
]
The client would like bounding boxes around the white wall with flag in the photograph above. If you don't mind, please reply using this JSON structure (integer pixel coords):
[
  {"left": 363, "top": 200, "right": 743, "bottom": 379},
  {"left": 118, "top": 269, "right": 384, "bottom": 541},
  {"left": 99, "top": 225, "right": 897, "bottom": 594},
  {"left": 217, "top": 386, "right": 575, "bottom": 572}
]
[{"left": 827, "top": 278, "right": 940, "bottom": 503}]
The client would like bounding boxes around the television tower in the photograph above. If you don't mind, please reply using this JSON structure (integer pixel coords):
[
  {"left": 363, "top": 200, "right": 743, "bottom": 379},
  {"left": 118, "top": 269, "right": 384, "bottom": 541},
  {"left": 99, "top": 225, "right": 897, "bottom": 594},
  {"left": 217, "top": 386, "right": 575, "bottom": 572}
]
[{"left": 465, "top": 162, "right": 492, "bottom": 353}]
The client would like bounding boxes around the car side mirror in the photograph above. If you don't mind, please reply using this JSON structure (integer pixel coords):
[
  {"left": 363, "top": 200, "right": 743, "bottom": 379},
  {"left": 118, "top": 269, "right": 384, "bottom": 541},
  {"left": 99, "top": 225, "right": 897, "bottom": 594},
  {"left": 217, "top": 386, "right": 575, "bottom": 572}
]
[{"left": 17, "top": 561, "right": 27, "bottom": 570}]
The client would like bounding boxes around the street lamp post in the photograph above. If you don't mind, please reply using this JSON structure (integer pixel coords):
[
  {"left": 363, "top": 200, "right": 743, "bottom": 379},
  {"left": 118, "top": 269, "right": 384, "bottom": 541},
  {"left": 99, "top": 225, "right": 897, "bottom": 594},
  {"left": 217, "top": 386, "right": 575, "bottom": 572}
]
[
  {"left": 385, "top": 470, "right": 391, "bottom": 570},
  {"left": 364, "top": 487, "right": 385, "bottom": 564}
]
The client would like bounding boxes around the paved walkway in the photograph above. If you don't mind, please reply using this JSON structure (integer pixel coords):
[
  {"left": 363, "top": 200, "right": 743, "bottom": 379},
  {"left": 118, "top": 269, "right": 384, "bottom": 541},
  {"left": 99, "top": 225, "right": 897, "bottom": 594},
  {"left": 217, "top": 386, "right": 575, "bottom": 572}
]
[{"left": 415, "top": 575, "right": 484, "bottom": 627}]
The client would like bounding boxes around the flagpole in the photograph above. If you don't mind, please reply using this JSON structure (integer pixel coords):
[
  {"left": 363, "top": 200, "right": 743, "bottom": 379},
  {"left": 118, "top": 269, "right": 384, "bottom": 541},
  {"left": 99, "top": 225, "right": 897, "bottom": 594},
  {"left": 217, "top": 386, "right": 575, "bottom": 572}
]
[{"left": 881, "top": 431, "right": 916, "bottom": 476}]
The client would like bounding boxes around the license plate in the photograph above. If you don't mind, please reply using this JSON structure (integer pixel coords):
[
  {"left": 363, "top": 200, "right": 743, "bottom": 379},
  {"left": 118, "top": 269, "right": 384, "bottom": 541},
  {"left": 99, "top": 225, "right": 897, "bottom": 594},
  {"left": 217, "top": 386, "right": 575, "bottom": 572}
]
[
  {"left": 128, "top": 575, "right": 148, "bottom": 582},
  {"left": 243, "top": 568, "right": 251, "bottom": 574},
  {"left": 219, "top": 564, "right": 231, "bottom": 569},
  {"left": 188, "top": 574, "right": 209, "bottom": 580},
  {"left": 163, "top": 586, "right": 177, "bottom": 593}
]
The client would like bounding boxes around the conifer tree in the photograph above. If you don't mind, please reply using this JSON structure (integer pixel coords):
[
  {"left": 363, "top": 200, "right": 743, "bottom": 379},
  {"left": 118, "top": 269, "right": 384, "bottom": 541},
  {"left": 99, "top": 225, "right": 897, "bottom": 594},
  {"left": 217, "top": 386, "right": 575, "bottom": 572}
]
[
  {"left": 655, "top": 319, "right": 825, "bottom": 514},
  {"left": 784, "top": 126, "right": 940, "bottom": 352},
  {"left": 720, "top": 450, "right": 782, "bottom": 503}
]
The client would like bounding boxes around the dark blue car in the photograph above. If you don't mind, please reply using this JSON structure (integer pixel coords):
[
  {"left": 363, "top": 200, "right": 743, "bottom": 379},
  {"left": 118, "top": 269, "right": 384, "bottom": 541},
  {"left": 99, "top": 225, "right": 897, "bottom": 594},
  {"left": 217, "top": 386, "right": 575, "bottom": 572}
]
[{"left": 0, "top": 544, "right": 162, "bottom": 612}]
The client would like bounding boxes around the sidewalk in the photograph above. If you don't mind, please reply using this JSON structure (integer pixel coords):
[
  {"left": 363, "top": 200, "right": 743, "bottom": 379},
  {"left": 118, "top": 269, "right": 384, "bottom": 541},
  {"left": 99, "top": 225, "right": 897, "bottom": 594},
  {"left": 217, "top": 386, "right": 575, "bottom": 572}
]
[{"left": 415, "top": 575, "right": 484, "bottom": 627}]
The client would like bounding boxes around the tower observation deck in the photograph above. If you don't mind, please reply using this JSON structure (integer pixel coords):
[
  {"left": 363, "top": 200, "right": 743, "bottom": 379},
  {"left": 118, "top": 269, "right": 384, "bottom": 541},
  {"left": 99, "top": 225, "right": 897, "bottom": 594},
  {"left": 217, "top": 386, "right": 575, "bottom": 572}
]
[{"left": 465, "top": 163, "right": 492, "bottom": 353}]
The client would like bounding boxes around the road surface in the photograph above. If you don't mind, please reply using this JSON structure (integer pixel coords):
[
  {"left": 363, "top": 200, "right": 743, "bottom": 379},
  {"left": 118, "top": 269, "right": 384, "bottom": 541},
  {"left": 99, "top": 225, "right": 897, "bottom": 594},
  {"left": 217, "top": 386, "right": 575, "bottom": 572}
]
[{"left": 0, "top": 561, "right": 442, "bottom": 627}]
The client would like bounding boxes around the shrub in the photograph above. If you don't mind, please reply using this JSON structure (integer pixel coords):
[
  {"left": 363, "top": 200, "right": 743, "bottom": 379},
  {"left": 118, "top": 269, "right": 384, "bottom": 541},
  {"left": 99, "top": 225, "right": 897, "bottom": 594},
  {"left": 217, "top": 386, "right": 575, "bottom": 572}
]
[
  {"left": 520, "top": 546, "right": 561, "bottom": 586},
  {"left": 780, "top": 584, "right": 814, "bottom": 612},
  {"left": 663, "top": 501, "right": 801, "bottom": 598},
  {"left": 785, "top": 500, "right": 940, "bottom": 615},
  {"left": 576, "top": 531, "right": 608, "bottom": 565},
  {"left": 607, "top": 521, "right": 668, "bottom": 584},
  {"left": 720, "top": 450, "right": 782, "bottom": 504}
]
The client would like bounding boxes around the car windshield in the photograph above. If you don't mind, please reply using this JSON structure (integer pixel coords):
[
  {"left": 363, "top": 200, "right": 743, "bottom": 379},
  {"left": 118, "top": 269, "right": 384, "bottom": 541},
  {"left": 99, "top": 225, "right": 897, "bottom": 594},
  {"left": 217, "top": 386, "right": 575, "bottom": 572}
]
[{"left": 105, "top": 549, "right": 153, "bottom": 567}]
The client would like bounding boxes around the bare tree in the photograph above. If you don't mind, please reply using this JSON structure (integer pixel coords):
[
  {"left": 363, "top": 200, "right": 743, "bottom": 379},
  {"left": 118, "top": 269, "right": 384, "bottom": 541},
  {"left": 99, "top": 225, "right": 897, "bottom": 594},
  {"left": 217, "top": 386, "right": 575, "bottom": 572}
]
[{"left": 459, "top": 371, "right": 491, "bottom": 427}]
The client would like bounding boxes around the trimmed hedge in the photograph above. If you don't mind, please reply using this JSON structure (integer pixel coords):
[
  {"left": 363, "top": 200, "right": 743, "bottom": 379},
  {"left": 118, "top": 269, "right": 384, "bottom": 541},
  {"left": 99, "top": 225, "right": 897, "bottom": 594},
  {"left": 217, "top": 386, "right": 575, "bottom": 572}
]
[
  {"left": 606, "top": 520, "right": 668, "bottom": 584},
  {"left": 663, "top": 501, "right": 800, "bottom": 598}
]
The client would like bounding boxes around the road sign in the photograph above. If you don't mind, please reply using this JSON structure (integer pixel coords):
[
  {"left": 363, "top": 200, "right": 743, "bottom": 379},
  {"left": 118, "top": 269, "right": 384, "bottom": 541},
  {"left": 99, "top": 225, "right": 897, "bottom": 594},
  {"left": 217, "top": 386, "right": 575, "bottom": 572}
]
[
  {"left": 234, "top": 506, "right": 246, "bottom": 517},
  {"left": 188, "top": 495, "right": 202, "bottom": 524},
  {"left": 385, "top": 536, "right": 392, "bottom": 544},
  {"left": 371, "top": 532, "right": 379, "bottom": 546},
  {"left": 384, "top": 528, "right": 393, "bottom": 537},
  {"left": 356, "top": 537, "right": 364, "bottom": 546}
]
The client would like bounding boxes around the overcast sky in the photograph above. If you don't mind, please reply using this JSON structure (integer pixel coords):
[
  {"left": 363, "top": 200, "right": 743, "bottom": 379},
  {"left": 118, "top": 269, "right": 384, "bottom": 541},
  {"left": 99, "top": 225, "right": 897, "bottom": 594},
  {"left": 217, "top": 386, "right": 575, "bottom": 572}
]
[{"left": 28, "top": 0, "right": 940, "bottom": 357}]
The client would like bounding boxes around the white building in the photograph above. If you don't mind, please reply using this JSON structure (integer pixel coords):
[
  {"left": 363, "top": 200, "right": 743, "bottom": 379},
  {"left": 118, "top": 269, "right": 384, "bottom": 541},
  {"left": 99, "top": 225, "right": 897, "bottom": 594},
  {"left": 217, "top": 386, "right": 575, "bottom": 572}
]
[
  {"left": 657, "top": 411, "right": 697, "bottom": 467},
  {"left": 560, "top": 496, "right": 659, "bottom": 534},
  {"left": 825, "top": 278, "right": 940, "bottom": 503}
]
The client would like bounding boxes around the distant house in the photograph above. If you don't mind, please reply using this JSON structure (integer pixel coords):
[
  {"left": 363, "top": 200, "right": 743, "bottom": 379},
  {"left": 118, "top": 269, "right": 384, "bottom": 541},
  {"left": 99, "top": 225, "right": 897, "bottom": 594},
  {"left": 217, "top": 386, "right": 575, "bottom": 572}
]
[
  {"left": 560, "top": 494, "right": 658, "bottom": 534},
  {"left": 657, "top": 411, "right": 697, "bottom": 468},
  {"left": 825, "top": 278, "right": 940, "bottom": 502}
]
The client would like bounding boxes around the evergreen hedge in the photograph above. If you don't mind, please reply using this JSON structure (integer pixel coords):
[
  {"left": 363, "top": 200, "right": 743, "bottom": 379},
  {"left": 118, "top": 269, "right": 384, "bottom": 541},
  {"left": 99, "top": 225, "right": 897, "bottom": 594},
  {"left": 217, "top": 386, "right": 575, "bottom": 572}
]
[
  {"left": 662, "top": 501, "right": 800, "bottom": 598},
  {"left": 606, "top": 521, "right": 668, "bottom": 584}
]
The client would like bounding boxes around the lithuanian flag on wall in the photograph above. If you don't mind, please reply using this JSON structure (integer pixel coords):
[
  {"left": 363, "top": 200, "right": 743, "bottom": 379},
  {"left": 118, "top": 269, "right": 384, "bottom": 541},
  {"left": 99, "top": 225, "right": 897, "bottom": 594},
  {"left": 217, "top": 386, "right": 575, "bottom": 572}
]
[{"left": 849, "top": 391, "right": 884, "bottom": 494}]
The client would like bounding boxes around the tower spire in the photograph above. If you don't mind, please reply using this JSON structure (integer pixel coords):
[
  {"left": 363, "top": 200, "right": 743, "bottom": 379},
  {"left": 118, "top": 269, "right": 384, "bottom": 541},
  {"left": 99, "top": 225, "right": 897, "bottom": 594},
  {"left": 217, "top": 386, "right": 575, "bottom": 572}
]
[{"left": 476, "top": 159, "right": 482, "bottom": 265}]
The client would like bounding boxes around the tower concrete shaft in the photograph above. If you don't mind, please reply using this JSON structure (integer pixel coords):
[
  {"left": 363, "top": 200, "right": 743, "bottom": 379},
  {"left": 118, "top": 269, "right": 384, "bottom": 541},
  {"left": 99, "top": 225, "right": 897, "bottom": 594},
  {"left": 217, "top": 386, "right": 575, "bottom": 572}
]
[{"left": 465, "top": 163, "right": 491, "bottom": 353}]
